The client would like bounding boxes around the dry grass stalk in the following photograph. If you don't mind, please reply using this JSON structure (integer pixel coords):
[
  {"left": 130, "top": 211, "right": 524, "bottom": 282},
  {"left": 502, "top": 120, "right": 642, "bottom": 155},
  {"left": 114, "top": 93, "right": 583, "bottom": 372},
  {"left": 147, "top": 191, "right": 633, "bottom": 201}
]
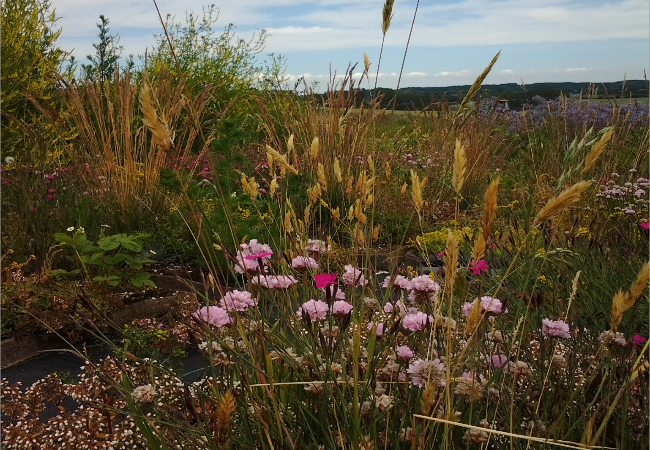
[
  {"left": 310, "top": 136, "right": 320, "bottom": 160},
  {"left": 452, "top": 139, "right": 467, "bottom": 194},
  {"left": 307, "top": 183, "right": 321, "bottom": 204},
  {"left": 444, "top": 231, "right": 459, "bottom": 293},
  {"left": 381, "top": 0, "right": 395, "bottom": 35},
  {"left": 241, "top": 176, "right": 259, "bottom": 201},
  {"left": 457, "top": 51, "right": 501, "bottom": 114},
  {"left": 464, "top": 297, "right": 483, "bottom": 336},
  {"left": 481, "top": 177, "right": 499, "bottom": 237},
  {"left": 139, "top": 76, "right": 173, "bottom": 153},
  {"left": 363, "top": 53, "right": 371, "bottom": 75},
  {"left": 421, "top": 382, "right": 437, "bottom": 416},
  {"left": 533, "top": 181, "right": 591, "bottom": 226},
  {"left": 266, "top": 145, "right": 299, "bottom": 176},
  {"left": 611, "top": 262, "right": 649, "bottom": 331},
  {"left": 334, "top": 158, "right": 343, "bottom": 183},
  {"left": 269, "top": 178, "right": 278, "bottom": 197},
  {"left": 317, "top": 163, "right": 327, "bottom": 191},
  {"left": 372, "top": 225, "right": 380, "bottom": 242},
  {"left": 410, "top": 170, "right": 427, "bottom": 215},
  {"left": 284, "top": 211, "right": 294, "bottom": 233},
  {"left": 566, "top": 270, "right": 582, "bottom": 315},
  {"left": 472, "top": 233, "right": 486, "bottom": 262},
  {"left": 582, "top": 128, "right": 614, "bottom": 174},
  {"left": 215, "top": 390, "right": 236, "bottom": 443}
]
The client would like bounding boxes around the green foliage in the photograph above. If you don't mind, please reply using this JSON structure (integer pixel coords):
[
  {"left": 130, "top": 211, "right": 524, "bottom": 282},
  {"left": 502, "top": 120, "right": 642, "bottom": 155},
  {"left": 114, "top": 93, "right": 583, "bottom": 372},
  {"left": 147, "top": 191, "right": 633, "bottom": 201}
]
[
  {"left": 0, "top": 0, "right": 72, "bottom": 164},
  {"left": 52, "top": 229, "right": 156, "bottom": 287},
  {"left": 80, "top": 15, "right": 122, "bottom": 82}
]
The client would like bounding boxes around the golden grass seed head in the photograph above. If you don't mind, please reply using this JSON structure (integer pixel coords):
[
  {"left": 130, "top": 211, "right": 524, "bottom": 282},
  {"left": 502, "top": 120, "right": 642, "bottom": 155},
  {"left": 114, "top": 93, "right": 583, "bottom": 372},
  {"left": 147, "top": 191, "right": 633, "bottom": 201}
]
[
  {"left": 452, "top": 138, "right": 467, "bottom": 194},
  {"left": 310, "top": 136, "right": 320, "bottom": 160},
  {"left": 317, "top": 163, "right": 327, "bottom": 191},
  {"left": 533, "top": 180, "right": 591, "bottom": 226},
  {"left": 334, "top": 158, "right": 342, "bottom": 183},
  {"left": 363, "top": 53, "right": 371, "bottom": 74},
  {"left": 582, "top": 127, "right": 614, "bottom": 174},
  {"left": 381, "top": 0, "right": 395, "bottom": 35}
]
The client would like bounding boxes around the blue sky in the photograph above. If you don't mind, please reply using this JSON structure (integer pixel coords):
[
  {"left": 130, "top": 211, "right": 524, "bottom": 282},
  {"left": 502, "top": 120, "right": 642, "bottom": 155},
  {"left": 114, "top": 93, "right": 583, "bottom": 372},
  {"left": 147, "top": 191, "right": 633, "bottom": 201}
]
[{"left": 51, "top": 0, "right": 648, "bottom": 89}]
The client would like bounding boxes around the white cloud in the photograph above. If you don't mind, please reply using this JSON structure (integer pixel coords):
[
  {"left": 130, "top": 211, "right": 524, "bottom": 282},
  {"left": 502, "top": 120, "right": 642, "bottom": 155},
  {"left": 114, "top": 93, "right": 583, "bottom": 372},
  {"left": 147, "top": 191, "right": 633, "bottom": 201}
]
[
  {"left": 500, "top": 69, "right": 514, "bottom": 74},
  {"left": 406, "top": 71, "right": 428, "bottom": 77},
  {"left": 435, "top": 70, "right": 471, "bottom": 77},
  {"left": 566, "top": 67, "right": 590, "bottom": 72}
]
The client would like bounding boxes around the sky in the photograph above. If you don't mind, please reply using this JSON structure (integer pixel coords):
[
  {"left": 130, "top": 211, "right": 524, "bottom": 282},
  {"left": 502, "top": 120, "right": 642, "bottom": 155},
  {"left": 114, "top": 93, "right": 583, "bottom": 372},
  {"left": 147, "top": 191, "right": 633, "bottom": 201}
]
[{"left": 50, "top": 0, "right": 649, "bottom": 89}]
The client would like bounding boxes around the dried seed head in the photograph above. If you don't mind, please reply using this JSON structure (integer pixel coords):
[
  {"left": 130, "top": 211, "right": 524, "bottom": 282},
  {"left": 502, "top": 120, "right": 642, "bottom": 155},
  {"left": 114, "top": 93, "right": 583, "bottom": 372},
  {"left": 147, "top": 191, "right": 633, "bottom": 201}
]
[
  {"left": 401, "top": 182, "right": 407, "bottom": 196},
  {"left": 411, "top": 170, "right": 427, "bottom": 215},
  {"left": 481, "top": 177, "right": 499, "bottom": 237},
  {"left": 611, "top": 262, "right": 649, "bottom": 331},
  {"left": 363, "top": 53, "right": 371, "bottom": 75},
  {"left": 266, "top": 145, "right": 298, "bottom": 176},
  {"left": 269, "top": 178, "right": 278, "bottom": 197},
  {"left": 533, "top": 181, "right": 591, "bottom": 226},
  {"left": 381, "top": 0, "right": 395, "bottom": 35},
  {"left": 308, "top": 183, "right": 321, "bottom": 204},
  {"left": 311, "top": 136, "right": 320, "bottom": 160},
  {"left": 241, "top": 176, "right": 258, "bottom": 200},
  {"left": 334, "top": 158, "right": 342, "bottom": 183},
  {"left": 140, "top": 76, "right": 173, "bottom": 152},
  {"left": 331, "top": 207, "right": 340, "bottom": 222},
  {"left": 464, "top": 298, "right": 483, "bottom": 336},
  {"left": 472, "top": 233, "right": 486, "bottom": 262},
  {"left": 317, "top": 163, "right": 327, "bottom": 191},
  {"left": 444, "top": 230, "right": 459, "bottom": 293},
  {"left": 452, "top": 139, "right": 467, "bottom": 194},
  {"left": 284, "top": 211, "right": 294, "bottom": 233},
  {"left": 582, "top": 127, "right": 614, "bottom": 174},
  {"left": 373, "top": 225, "right": 380, "bottom": 242},
  {"left": 287, "top": 134, "right": 295, "bottom": 156}
]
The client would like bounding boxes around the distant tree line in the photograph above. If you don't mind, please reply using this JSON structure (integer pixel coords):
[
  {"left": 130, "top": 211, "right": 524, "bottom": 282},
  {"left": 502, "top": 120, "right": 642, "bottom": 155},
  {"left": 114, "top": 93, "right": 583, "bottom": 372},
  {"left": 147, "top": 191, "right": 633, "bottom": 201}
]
[{"left": 313, "top": 80, "right": 649, "bottom": 111}]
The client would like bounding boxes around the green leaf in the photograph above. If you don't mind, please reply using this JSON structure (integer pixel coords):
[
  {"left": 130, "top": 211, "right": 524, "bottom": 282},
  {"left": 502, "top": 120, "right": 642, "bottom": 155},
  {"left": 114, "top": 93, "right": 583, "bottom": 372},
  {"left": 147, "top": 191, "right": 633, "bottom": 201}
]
[
  {"left": 117, "top": 234, "right": 143, "bottom": 252},
  {"left": 104, "top": 254, "right": 128, "bottom": 266},
  {"left": 98, "top": 235, "right": 121, "bottom": 250},
  {"left": 49, "top": 269, "right": 80, "bottom": 278}
]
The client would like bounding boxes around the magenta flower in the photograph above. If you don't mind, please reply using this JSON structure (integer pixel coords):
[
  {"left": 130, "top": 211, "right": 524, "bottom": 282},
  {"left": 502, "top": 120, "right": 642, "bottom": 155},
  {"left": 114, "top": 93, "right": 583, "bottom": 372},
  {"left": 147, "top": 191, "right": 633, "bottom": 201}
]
[
  {"left": 542, "top": 318, "right": 571, "bottom": 339},
  {"left": 632, "top": 334, "right": 647, "bottom": 347},
  {"left": 469, "top": 259, "right": 489, "bottom": 275},
  {"left": 639, "top": 222, "right": 649, "bottom": 230},
  {"left": 332, "top": 300, "right": 353, "bottom": 316},
  {"left": 220, "top": 290, "right": 257, "bottom": 311},
  {"left": 193, "top": 306, "right": 233, "bottom": 327},
  {"left": 315, "top": 273, "right": 338, "bottom": 288},
  {"left": 297, "top": 299, "right": 329, "bottom": 322},
  {"left": 245, "top": 251, "right": 274, "bottom": 260}
]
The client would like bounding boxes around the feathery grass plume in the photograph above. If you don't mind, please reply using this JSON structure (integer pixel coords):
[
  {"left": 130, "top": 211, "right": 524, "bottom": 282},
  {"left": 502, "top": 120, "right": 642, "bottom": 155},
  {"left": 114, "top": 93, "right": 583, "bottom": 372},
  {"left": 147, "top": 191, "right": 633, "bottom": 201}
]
[
  {"left": 457, "top": 51, "right": 501, "bottom": 114},
  {"left": 582, "top": 127, "right": 614, "bottom": 174},
  {"left": 353, "top": 224, "right": 366, "bottom": 246},
  {"left": 215, "top": 390, "right": 236, "bottom": 443},
  {"left": 332, "top": 206, "right": 341, "bottom": 222},
  {"left": 410, "top": 170, "right": 427, "bottom": 215},
  {"left": 373, "top": 225, "right": 380, "bottom": 242},
  {"left": 287, "top": 134, "right": 295, "bottom": 156},
  {"left": 139, "top": 75, "right": 173, "bottom": 153},
  {"left": 566, "top": 270, "right": 582, "bottom": 315},
  {"left": 481, "top": 177, "right": 500, "bottom": 237},
  {"left": 317, "top": 163, "right": 327, "bottom": 191},
  {"left": 307, "top": 183, "right": 321, "bottom": 204},
  {"left": 354, "top": 199, "right": 368, "bottom": 225},
  {"left": 334, "top": 158, "right": 343, "bottom": 183},
  {"left": 533, "top": 180, "right": 591, "bottom": 226},
  {"left": 464, "top": 297, "right": 483, "bottom": 336},
  {"left": 310, "top": 136, "right": 320, "bottom": 160},
  {"left": 401, "top": 182, "right": 407, "bottom": 195},
  {"left": 266, "top": 145, "right": 298, "bottom": 176},
  {"left": 368, "top": 155, "right": 375, "bottom": 173},
  {"left": 611, "top": 262, "right": 649, "bottom": 331},
  {"left": 472, "top": 233, "right": 486, "bottom": 262},
  {"left": 381, "top": 0, "right": 395, "bottom": 35},
  {"left": 444, "top": 230, "right": 459, "bottom": 292},
  {"left": 421, "top": 382, "right": 437, "bottom": 416},
  {"left": 303, "top": 204, "right": 311, "bottom": 226},
  {"left": 452, "top": 139, "right": 467, "bottom": 194},
  {"left": 266, "top": 152, "right": 274, "bottom": 176},
  {"left": 363, "top": 53, "right": 371, "bottom": 75},
  {"left": 269, "top": 178, "right": 278, "bottom": 197},
  {"left": 241, "top": 176, "right": 258, "bottom": 200},
  {"left": 284, "top": 211, "right": 294, "bottom": 233}
]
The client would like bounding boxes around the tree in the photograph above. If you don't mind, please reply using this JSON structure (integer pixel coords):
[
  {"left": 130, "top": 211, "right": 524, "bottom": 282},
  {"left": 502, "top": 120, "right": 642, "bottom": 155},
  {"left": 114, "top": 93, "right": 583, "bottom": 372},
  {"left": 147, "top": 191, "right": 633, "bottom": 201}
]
[
  {"left": 81, "top": 15, "right": 122, "bottom": 82},
  {"left": 1, "top": 0, "right": 71, "bottom": 163}
]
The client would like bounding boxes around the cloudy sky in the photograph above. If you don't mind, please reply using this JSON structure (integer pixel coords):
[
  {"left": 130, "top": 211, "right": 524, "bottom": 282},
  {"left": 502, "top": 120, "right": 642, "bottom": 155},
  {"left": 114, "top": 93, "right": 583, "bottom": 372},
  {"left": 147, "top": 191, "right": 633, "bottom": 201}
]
[{"left": 50, "top": 0, "right": 648, "bottom": 89}]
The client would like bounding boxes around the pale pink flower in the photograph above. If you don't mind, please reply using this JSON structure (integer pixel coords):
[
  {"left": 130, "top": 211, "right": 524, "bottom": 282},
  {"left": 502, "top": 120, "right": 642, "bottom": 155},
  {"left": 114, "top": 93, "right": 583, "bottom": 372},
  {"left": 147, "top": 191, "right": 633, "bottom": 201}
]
[
  {"left": 332, "top": 300, "right": 353, "bottom": 316},
  {"left": 407, "top": 358, "right": 446, "bottom": 388},
  {"left": 322, "top": 288, "right": 346, "bottom": 300},
  {"left": 297, "top": 299, "right": 329, "bottom": 322},
  {"left": 382, "top": 275, "right": 412, "bottom": 290},
  {"left": 491, "top": 354, "right": 508, "bottom": 369},
  {"left": 542, "top": 318, "right": 571, "bottom": 339},
  {"left": 402, "top": 311, "right": 432, "bottom": 332},
  {"left": 291, "top": 256, "right": 319, "bottom": 270},
  {"left": 253, "top": 275, "right": 297, "bottom": 289},
  {"left": 193, "top": 306, "right": 234, "bottom": 327},
  {"left": 410, "top": 275, "right": 440, "bottom": 293},
  {"left": 462, "top": 296, "right": 505, "bottom": 316},
  {"left": 383, "top": 302, "right": 394, "bottom": 313},
  {"left": 305, "top": 239, "right": 331, "bottom": 254},
  {"left": 342, "top": 264, "right": 367, "bottom": 286},
  {"left": 220, "top": 290, "right": 257, "bottom": 311},
  {"left": 368, "top": 322, "right": 385, "bottom": 336},
  {"left": 396, "top": 345, "right": 414, "bottom": 361}
]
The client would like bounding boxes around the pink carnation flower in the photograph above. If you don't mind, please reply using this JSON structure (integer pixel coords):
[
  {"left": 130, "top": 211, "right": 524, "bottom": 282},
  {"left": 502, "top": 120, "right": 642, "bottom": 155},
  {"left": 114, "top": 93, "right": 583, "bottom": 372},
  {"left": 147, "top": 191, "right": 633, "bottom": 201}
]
[
  {"left": 410, "top": 275, "right": 440, "bottom": 293},
  {"left": 383, "top": 302, "right": 394, "bottom": 313},
  {"left": 469, "top": 259, "right": 489, "bottom": 275},
  {"left": 402, "top": 311, "right": 433, "bottom": 332},
  {"left": 252, "top": 275, "right": 297, "bottom": 289},
  {"left": 332, "top": 300, "right": 353, "bottom": 316},
  {"left": 367, "top": 322, "right": 385, "bottom": 336},
  {"left": 305, "top": 239, "right": 331, "bottom": 254},
  {"left": 193, "top": 306, "right": 233, "bottom": 327},
  {"left": 396, "top": 345, "right": 414, "bottom": 361},
  {"left": 220, "top": 290, "right": 257, "bottom": 311},
  {"left": 542, "top": 318, "right": 571, "bottom": 339},
  {"left": 382, "top": 275, "right": 412, "bottom": 290},
  {"left": 462, "top": 296, "right": 505, "bottom": 315},
  {"left": 244, "top": 251, "right": 273, "bottom": 260},
  {"left": 342, "top": 264, "right": 367, "bottom": 286},
  {"left": 297, "top": 299, "right": 329, "bottom": 322},
  {"left": 315, "top": 273, "right": 337, "bottom": 288},
  {"left": 491, "top": 354, "right": 508, "bottom": 369},
  {"left": 291, "top": 256, "right": 319, "bottom": 270}
]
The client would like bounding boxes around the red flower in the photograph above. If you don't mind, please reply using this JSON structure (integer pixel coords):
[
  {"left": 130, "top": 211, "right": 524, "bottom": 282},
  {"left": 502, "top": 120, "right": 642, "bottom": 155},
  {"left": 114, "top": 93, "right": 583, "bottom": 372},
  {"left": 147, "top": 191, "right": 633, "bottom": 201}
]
[
  {"left": 315, "top": 273, "right": 338, "bottom": 288},
  {"left": 244, "top": 251, "right": 274, "bottom": 260},
  {"left": 639, "top": 222, "right": 649, "bottom": 230},
  {"left": 469, "top": 259, "right": 489, "bottom": 275}
]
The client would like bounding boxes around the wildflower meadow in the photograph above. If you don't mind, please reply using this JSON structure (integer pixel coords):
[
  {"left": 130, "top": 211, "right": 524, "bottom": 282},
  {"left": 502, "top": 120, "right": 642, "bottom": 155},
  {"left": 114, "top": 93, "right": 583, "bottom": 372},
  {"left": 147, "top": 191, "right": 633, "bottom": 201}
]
[{"left": 1, "top": 1, "right": 649, "bottom": 449}]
